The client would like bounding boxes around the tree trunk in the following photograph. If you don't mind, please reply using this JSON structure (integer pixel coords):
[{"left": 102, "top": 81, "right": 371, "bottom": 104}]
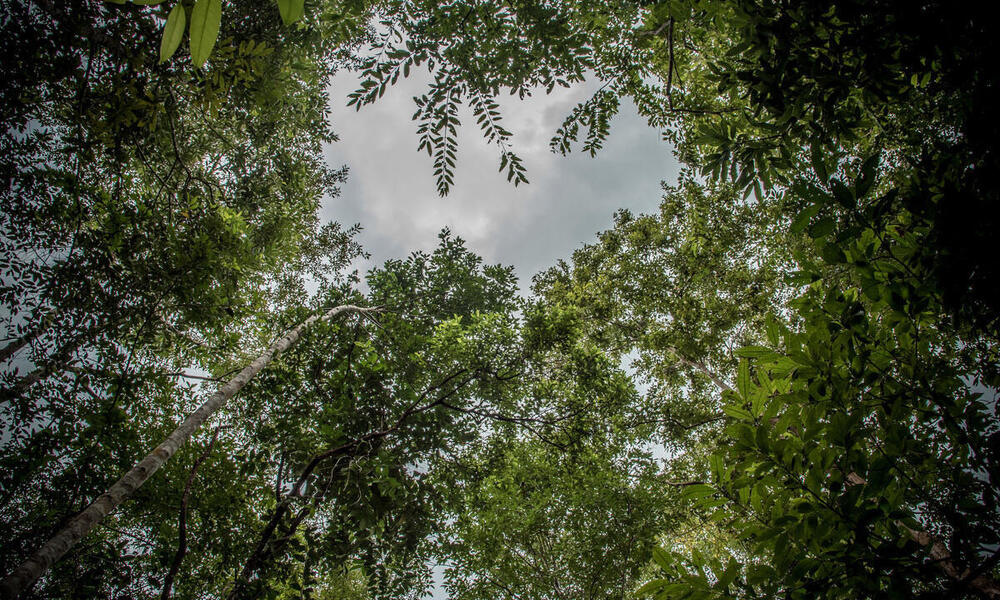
[
  {"left": 0, "top": 310, "right": 59, "bottom": 364},
  {"left": 0, "top": 304, "right": 378, "bottom": 598},
  {"left": 667, "top": 346, "right": 732, "bottom": 392}
]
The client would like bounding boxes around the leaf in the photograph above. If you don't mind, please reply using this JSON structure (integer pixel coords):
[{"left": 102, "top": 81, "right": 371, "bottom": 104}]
[
  {"left": 652, "top": 546, "right": 673, "bottom": 569},
  {"left": 789, "top": 203, "right": 820, "bottom": 234},
  {"left": 735, "top": 346, "right": 775, "bottom": 359},
  {"left": 737, "top": 358, "right": 750, "bottom": 399},
  {"left": 189, "top": 0, "right": 221, "bottom": 68},
  {"left": 808, "top": 217, "right": 836, "bottom": 239},
  {"left": 723, "top": 405, "right": 753, "bottom": 421},
  {"left": 681, "top": 484, "right": 716, "bottom": 501},
  {"left": 635, "top": 579, "right": 668, "bottom": 597},
  {"left": 831, "top": 179, "right": 855, "bottom": 209},
  {"left": 820, "top": 242, "right": 846, "bottom": 264},
  {"left": 160, "top": 3, "right": 186, "bottom": 63},
  {"left": 716, "top": 557, "right": 740, "bottom": 589},
  {"left": 276, "top": 0, "right": 305, "bottom": 26},
  {"left": 766, "top": 314, "right": 781, "bottom": 346},
  {"left": 810, "top": 144, "right": 828, "bottom": 183},
  {"left": 855, "top": 154, "right": 879, "bottom": 198}
]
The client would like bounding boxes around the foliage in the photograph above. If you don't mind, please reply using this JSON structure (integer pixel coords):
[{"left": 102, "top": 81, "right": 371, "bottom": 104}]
[
  {"left": 441, "top": 440, "right": 666, "bottom": 600},
  {"left": 3, "top": 0, "right": 1000, "bottom": 598},
  {"left": 642, "top": 203, "right": 1000, "bottom": 597}
]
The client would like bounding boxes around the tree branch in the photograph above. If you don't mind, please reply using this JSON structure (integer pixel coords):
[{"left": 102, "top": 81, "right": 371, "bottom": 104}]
[{"left": 160, "top": 426, "right": 224, "bottom": 600}]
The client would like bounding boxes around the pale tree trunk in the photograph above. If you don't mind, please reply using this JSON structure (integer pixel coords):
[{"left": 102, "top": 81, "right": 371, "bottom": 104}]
[
  {"left": 0, "top": 304, "right": 378, "bottom": 598},
  {"left": 667, "top": 346, "right": 733, "bottom": 392}
]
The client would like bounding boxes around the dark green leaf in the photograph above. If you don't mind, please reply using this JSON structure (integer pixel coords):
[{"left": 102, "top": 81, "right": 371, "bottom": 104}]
[
  {"left": 159, "top": 2, "right": 186, "bottom": 63},
  {"left": 189, "top": 0, "right": 221, "bottom": 68}
]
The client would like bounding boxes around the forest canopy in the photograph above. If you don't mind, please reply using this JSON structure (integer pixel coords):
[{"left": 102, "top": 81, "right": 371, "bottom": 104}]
[{"left": 1, "top": 0, "right": 998, "bottom": 599}]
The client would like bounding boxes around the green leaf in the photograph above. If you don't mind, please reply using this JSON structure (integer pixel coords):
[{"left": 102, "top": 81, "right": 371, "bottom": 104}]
[
  {"left": 765, "top": 314, "right": 780, "bottom": 346},
  {"left": 636, "top": 579, "right": 668, "bottom": 597},
  {"left": 652, "top": 546, "right": 673, "bottom": 569},
  {"left": 735, "top": 346, "right": 775, "bottom": 359},
  {"left": 808, "top": 217, "right": 836, "bottom": 239},
  {"left": 160, "top": 3, "right": 186, "bottom": 63},
  {"left": 737, "top": 358, "right": 750, "bottom": 399},
  {"left": 276, "top": 0, "right": 305, "bottom": 26},
  {"left": 820, "top": 242, "right": 846, "bottom": 264},
  {"left": 681, "top": 484, "right": 716, "bottom": 501},
  {"left": 790, "top": 204, "right": 820, "bottom": 234},
  {"left": 810, "top": 144, "right": 828, "bottom": 183},
  {"left": 723, "top": 405, "right": 753, "bottom": 420},
  {"left": 831, "top": 179, "right": 855, "bottom": 209},
  {"left": 189, "top": 0, "right": 221, "bottom": 68},
  {"left": 855, "top": 155, "right": 879, "bottom": 198}
]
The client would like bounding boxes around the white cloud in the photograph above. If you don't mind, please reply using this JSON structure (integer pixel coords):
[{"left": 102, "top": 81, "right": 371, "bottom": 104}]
[{"left": 322, "top": 71, "right": 680, "bottom": 291}]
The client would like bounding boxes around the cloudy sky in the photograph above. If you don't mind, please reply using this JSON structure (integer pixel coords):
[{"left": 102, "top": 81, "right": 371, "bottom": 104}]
[
  {"left": 319, "top": 72, "right": 680, "bottom": 597},
  {"left": 321, "top": 70, "right": 680, "bottom": 292}
]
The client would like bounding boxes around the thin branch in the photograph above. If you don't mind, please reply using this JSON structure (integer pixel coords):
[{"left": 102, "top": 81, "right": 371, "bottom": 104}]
[
  {"left": 160, "top": 426, "right": 224, "bottom": 600},
  {"left": 667, "top": 346, "right": 733, "bottom": 392}
]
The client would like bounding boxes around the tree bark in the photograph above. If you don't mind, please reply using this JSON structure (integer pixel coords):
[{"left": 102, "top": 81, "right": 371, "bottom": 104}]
[
  {"left": 667, "top": 346, "right": 733, "bottom": 392},
  {"left": 0, "top": 304, "right": 378, "bottom": 598}
]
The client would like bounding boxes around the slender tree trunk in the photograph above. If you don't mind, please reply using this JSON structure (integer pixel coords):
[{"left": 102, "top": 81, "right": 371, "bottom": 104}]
[
  {"left": 667, "top": 346, "right": 732, "bottom": 392},
  {"left": 0, "top": 304, "right": 378, "bottom": 598}
]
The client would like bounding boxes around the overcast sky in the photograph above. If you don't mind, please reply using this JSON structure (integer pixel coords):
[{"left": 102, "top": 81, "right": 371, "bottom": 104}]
[{"left": 321, "top": 71, "right": 680, "bottom": 292}]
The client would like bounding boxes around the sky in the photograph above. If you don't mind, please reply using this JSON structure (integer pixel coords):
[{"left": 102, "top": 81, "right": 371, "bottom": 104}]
[
  {"left": 321, "top": 70, "right": 681, "bottom": 293},
  {"left": 320, "top": 70, "right": 679, "bottom": 599}
]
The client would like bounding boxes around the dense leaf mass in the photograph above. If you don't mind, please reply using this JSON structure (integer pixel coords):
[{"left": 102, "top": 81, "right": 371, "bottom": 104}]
[{"left": 1, "top": 0, "right": 998, "bottom": 598}]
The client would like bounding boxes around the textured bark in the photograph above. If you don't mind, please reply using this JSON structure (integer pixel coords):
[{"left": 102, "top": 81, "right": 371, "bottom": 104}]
[{"left": 0, "top": 304, "right": 377, "bottom": 598}]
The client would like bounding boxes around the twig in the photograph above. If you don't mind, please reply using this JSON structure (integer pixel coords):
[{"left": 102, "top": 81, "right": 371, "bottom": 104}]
[{"left": 161, "top": 426, "right": 224, "bottom": 600}]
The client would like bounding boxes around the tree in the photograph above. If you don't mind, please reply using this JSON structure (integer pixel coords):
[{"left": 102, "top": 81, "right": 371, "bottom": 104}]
[
  {"left": 531, "top": 177, "right": 795, "bottom": 458},
  {"left": 1, "top": 303, "right": 381, "bottom": 596},
  {"left": 4, "top": 0, "right": 1000, "bottom": 597},
  {"left": 1, "top": 0, "right": 363, "bottom": 592},
  {"left": 439, "top": 439, "right": 666, "bottom": 600},
  {"left": 641, "top": 205, "right": 1000, "bottom": 597}
]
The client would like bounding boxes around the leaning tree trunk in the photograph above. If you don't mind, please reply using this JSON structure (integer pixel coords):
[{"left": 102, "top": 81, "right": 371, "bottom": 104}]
[
  {"left": 0, "top": 309, "right": 58, "bottom": 364},
  {"left": 0, "top": 304, "right": 378, "bottom": 598}
]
